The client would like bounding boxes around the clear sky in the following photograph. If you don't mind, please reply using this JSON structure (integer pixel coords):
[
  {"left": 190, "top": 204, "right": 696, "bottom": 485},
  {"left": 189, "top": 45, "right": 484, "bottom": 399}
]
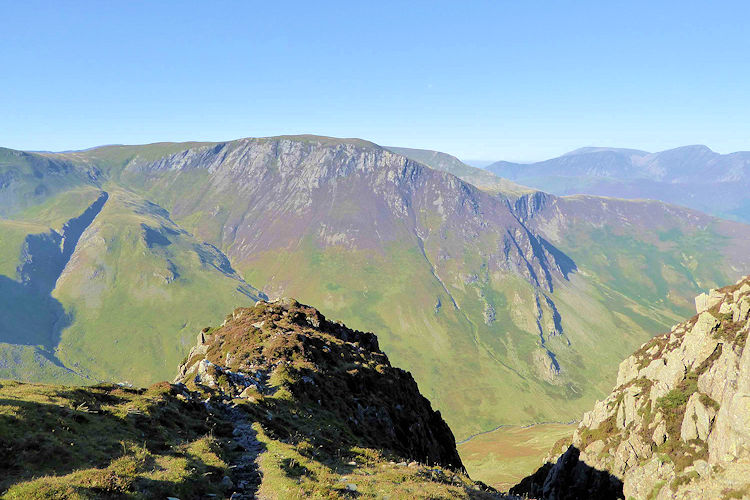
[{"left": 1, "top": 1, "right": 748, "bottom": 161}]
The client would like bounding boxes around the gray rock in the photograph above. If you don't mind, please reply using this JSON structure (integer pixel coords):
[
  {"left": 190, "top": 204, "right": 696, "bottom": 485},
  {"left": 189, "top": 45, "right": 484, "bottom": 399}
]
[
  {"left": 680, "top": 393, "right": 716, "bottom": 442},
  {"left": 652, "top": 420, "right": 667, "bottom": 446},
  {"left": 221, "top": 475, "right": 234, "bottom": 490},
  {"left": 736, "top": 297, "right": 750, "bottom": 323},
  {"left": 583, "top": 439, "right": 605, "bottom": 459},
  {"left": 695, "top": 289, "right": 723, "bottom": 314},
  {"left": 622, "top": 456, "right": 673, "bottom": 500},
  {"left": 613, "top": 433, "right": 650, "bottom": 476},
  {"left": 616, "top": 356, "right": 639, "bottom": 387},
  {"left": 196, "top": 359, "right": 217, "bottom": 387},
  {"left": 709, "top": 338, "right": 750, "bottom": 463},
  {"left": 680, "top": 311, "right": 720, "bottom": 368},
  {"left": 698, "top": 346, "right": 740, "bottom": 404},
  {"left": 692, "top": 459, "right": 711, "bottom": 478},
  {"left": 733, "top": 283, "right": 750, "bottom": 303}
]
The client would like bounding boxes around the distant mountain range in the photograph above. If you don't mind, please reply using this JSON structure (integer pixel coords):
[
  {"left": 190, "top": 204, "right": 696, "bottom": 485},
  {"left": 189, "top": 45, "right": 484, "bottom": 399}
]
[
  {"left": 1, "top": 136, "right": 749, "bottom": 443},
  {"left": 484, "top": 145, "right": 750, "bottom": 223}
]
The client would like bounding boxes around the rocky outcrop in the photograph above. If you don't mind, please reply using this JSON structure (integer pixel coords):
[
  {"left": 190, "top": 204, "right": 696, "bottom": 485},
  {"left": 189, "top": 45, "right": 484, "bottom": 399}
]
[
  {"left": 175, "top": 298, "right": 465, "bottom": 471},
  {"left": 513, "top": 275, "right": 750, "bottom": 499}
]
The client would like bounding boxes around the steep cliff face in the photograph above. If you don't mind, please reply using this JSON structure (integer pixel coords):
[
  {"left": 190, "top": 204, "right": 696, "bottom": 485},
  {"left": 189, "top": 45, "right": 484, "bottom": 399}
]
[
  {"left": 123, "top": 137, "right": 566, "bottom": 293},
  {"left": 175, "top": 298, "right": 465, "bottom": 471},
  {"left": 513, "top": 275, "right": 750, "bottom": 499}
]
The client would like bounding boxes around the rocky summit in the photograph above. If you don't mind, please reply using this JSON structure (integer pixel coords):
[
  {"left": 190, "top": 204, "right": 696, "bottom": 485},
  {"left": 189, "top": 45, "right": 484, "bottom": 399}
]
[
  {"left": 175, "top": 297, "right": 465, "bottom": 472},
  {"left": 512, "top": 275, "right": 750, "bottom": 499},
  {"left": 0, "top": 298, "right": 506, "bottom": 498}
]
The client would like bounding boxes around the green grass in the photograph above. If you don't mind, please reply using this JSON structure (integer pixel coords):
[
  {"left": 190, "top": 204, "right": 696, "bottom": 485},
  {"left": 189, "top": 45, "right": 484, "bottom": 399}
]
[
  {"left": 0, "top": 185, "right": 259, "bottom": 385},
  {"left": 0, "top": 380, "right": 229, "bottom": 499},
  {"left": 254, "top": 425, "right": 498, "bottom": 499},
  {"left": 0, "top": 344, "right": 86, "bottom": 385},
  {"left": 0, "top": 220, "right": 46, "bottom": 277},
  {"left": 12, "top": 186, "right": 104, "bottom": 229},
  {"left": 458, "top": 423, "right": 575, "bottom": 491}
]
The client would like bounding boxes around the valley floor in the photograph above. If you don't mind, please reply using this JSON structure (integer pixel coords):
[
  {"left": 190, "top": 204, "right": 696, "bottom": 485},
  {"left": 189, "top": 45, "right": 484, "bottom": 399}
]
[{"left": 458, "top": 423, "right": 576, "bottom": 490}]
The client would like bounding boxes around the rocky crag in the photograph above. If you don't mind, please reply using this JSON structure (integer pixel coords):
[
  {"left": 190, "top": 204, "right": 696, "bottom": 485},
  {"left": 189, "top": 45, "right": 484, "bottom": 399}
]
[
  {"left": 512, "top": 276, "right": 750, "bottom": 499},
  {"left": 175, "top": 298, "right": 465, "bottom": 472}
]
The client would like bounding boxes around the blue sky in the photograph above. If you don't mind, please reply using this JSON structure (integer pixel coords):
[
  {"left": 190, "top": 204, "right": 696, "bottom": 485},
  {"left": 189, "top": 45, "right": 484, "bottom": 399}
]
[{"left": 1, "top": 1, "right": 748, "bottom": 161}]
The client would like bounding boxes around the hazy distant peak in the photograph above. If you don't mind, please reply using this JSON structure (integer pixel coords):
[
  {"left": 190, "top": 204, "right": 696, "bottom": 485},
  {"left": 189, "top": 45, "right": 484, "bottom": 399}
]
[
  {"left": 661, "top": 144, "right": 714, "bottom": 153},
  {"left": 562, "top": 147, "right": 649, "bottom": 157},
  {"left": 651, "top": 144, "right": 715, "bottom": 160}
]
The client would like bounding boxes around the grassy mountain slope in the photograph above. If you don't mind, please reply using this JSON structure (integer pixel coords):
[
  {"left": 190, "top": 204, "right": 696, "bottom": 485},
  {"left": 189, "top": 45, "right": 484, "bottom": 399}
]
[
  {"left": 0, "top": 148, "right": 99, "bottom": 217},
  {"left": 0, "top": 185, "right": 262, "bottom": 386},
  {"left": 87, "top": 137, "right": 600, "bottom": 436},
  {"left": 458, "top": 423, "right": 576, "bottom": 491},
  {"left": 51, "top": 188, "right": 263, "bottom": 385}
]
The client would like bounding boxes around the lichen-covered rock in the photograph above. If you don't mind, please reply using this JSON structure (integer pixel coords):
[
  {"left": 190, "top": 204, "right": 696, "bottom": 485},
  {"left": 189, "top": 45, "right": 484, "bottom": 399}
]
[
  {"left": 680, "top": 393, "right": 716, "bottom": 442},
  {"left": 709, "top": 336, "right": 750, "bottom": 463},
  {"left": 514, "top": 275, "right": 750, "bottom": 498},
  {"left": 652, "top": 419, "right": 667, "bottom": 445},
  {"left": 695, "top": 288, "right": 724, "bottom": 314}
]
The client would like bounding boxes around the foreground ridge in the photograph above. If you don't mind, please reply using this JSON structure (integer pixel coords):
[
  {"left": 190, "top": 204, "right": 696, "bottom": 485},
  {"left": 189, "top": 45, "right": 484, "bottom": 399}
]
[
  {"left": 1, "top": 298, "right": 507, "bottom": 498},
  {"left": 512, "top": 275, "right": 750, "bottom": 499}
]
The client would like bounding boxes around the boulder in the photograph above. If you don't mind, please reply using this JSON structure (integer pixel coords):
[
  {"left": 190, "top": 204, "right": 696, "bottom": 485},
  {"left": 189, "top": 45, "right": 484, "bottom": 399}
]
[
  {"left": 616, "top": 356, "right": 639, "bottom": 387},
  {"left": 698, "top": 346, "right": 740, "bottom": 404},
  {"left": 732, "top": 282, "right": 750, "bottom": 303},
  {"left": 681, "top": 311, "right": 720, "bottom": 368},
  {"left": 616, "top": 386, "right": 641, "bottom": 430},
  {"left": 583, "top": 439, "right": 605, "bottom": 459},
  {"left": 692, "top": 459, "right": 711, "bottom": 478},
  {"left": 695, "top": 289, "right": 723, "bottom": 314},
  {"left": 641, "top": 355, "right": 686, "bottom": 400},
  {"left": 196, "top": 359, "right": 217, "bottom": 387},
  {"left": 613, "top": 434, "right": 650, "bottom": 476},
  {"left": 709, "top": 340, "right": 750, "bottom": 463},
  {"left": 581, "top": 399, "right": 613, "bottom": 429},
  {"left": 735, "top": 297, "right": 750, "bottom": 323},
  {"left": 680, "top": 393, "right": 716, "bottom": 442},
  {"left": 622, "top": 456, "right": 673, "bottom": 500},
  {"left": 652, "top": 420, "right": 667, "bottom": 446}
]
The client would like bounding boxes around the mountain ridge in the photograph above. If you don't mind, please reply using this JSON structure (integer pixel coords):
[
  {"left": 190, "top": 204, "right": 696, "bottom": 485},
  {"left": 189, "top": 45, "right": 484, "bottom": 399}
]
[{"left": 2, "top": 134, "right": 750, "bottom": 444}]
